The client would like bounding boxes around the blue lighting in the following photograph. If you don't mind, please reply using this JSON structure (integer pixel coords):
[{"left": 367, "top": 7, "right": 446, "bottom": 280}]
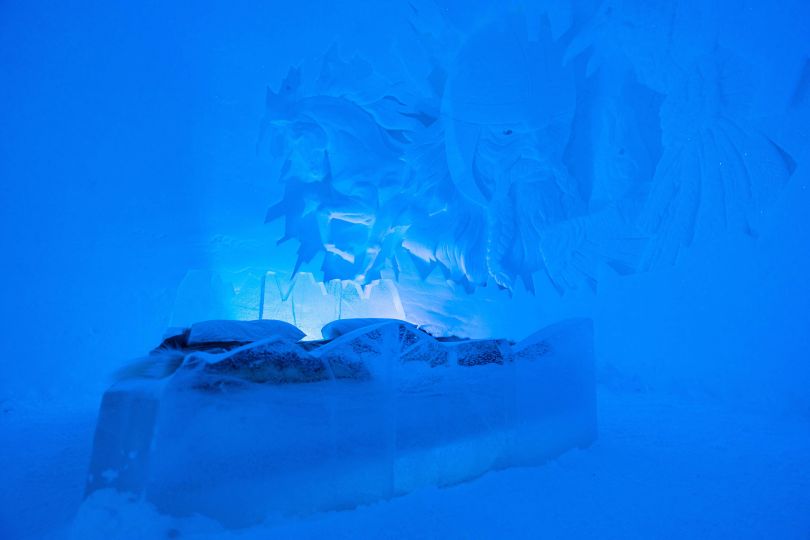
[{"left": 1, "top": 1, "right": 808, "bottom": 538}]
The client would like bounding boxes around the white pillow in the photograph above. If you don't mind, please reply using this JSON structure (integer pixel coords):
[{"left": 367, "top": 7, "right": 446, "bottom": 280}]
[
  {"left": 187, "top": 319, "right": 305, "bottom": 345},
  {"left": 321, "top": 318, "right": 413, "bottom": 340}
]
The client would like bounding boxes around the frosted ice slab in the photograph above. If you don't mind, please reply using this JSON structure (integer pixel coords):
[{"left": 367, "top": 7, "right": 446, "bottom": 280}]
[{"left": 83, "top": 318, "right": 596, "bottom": 527}]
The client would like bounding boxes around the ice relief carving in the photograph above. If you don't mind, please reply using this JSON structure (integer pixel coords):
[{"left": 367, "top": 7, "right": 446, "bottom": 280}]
[{"left": 260, "top": 6, "right": 796, "bottom": 293}]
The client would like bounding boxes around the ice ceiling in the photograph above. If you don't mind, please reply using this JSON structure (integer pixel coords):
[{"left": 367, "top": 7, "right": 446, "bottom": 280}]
[{"left": 259, "top": 3, "right": 797, "bottom": 295}]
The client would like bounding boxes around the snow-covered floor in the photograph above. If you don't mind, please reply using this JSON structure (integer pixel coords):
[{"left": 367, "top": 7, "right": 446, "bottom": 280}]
[{"left": 3, "top": 388, "right": 809, "bottom": 539}]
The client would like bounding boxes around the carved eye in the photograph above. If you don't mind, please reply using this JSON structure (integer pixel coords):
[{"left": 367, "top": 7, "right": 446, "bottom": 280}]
[{"left": 503, "top": 129, "right": 513, "bottom": 135}]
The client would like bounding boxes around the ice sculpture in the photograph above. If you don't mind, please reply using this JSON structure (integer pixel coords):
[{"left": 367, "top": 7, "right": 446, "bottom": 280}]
[
  {"left": 83, "top": 318, "right": 596, "bottom": 527},
  {"left": 260, "top": 7, "right": 797, "bottom": 293}
]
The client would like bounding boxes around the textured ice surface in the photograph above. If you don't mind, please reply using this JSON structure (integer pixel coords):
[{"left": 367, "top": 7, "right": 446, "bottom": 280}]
[
  {"left": 315, "top": 321, "right": 448, "bottom": 378},
  {"left": 181, "top": 338, "right": 329, "bottom": 386},
  {"left": 83, "top": 318, "right": 596, "bottom": 526},
  {"left": 447, "top": 339, "right": 513, "bottom": 366}
]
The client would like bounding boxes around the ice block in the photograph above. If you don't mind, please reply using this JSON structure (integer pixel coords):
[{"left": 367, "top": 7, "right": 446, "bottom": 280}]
[{"left": 82, "top": 318, "right": 597, "bottom": 527}]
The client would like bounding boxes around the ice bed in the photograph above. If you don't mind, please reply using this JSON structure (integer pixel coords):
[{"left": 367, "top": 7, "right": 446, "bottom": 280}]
[{"left": 83, "top": 318, "right": 597, "bottom": 527}]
